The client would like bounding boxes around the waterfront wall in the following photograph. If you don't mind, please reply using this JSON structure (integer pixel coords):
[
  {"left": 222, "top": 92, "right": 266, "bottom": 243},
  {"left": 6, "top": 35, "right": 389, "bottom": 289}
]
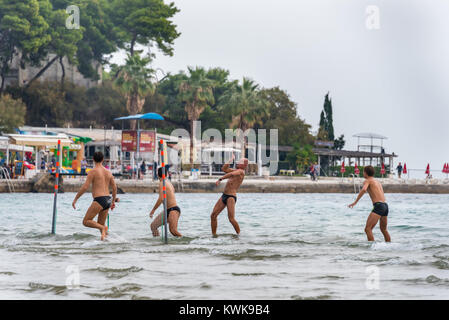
[{"left": 2, "top": 175, "right": 449, "bottom": 194}]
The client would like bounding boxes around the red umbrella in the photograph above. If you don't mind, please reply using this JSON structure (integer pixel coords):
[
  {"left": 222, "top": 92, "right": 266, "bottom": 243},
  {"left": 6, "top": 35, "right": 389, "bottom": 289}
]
[
  {"left": 340, "top": 161, "right": 346, "bottom": 173},
  {"left": 425, "top": 164, "right": 430, "bottom": 175},
  {"left": 354, "top": 163, "right": 360, "bottom": 175},
  {"left": 380, "top": 162, "right": 386, "bottom": 175},
  {"left": 443, "top": 163, "right": 449, "bottom": 174},
  {"left": 403, "top": 163, "right": 407, "bottom": 174}
]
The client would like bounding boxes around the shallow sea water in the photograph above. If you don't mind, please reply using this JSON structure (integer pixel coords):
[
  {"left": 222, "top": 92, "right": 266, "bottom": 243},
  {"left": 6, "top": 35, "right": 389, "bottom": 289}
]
[{"left": 0, "top": 192, "right": 448, "bottom": 300}]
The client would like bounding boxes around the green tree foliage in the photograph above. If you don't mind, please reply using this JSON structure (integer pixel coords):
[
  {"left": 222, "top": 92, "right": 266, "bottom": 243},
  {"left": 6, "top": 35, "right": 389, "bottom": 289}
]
[
  {"left": 259, "top": 87, "right": 315, "bottom": 171},
  {"left": 111, "top": 53, "right": 156, "bottom": 129},
  {"left": 29, "top": 0, "right": 117, "bottom": 84},
  {"left": 219, "top": 78, "right": 269, "bottom": 132},
  {"left": 286, "top": 144, "right": 316, "bottom": 173},
  {"left": 318, "top": 92, "right": 334, "bottom": 141},
  {"left": 0, "top": 0, "right": 51, "bottom": 94},
  {"left": 178, "top": 67, "right": 215, "bottom": 166},
  {"left": 26, "top": 3, "right": 83, "bottom": 88},
  {"left": 68, "top": 0, "right": 117, "bottom": 79},
  {"left": 0, "top": 94, "right": 26, "bottom": 132},
  {"left": 218, "top": 78, "right": 269, "bottom": 156},
  {"left": 110, "top": 0, "right": 180, "bottom": 56},
  {"left": 200, "top": 68, "right": 233, "bottom": 133},
  {"left": 260, "top": 87, "right": 313, "bottom": 147},
  {"left": 334, "top": 134, "right": 345, "bottom": 150},
  {"left": 145, "top": 71, "right": 189, "bottom": 131},
  {"left": 7, "top": 80, "right": 126, "bottom": 128}
]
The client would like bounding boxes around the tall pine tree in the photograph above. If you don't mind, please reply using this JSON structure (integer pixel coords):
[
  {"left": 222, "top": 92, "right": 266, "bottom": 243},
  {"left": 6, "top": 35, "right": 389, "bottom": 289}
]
[{"left": 323, "top": 92, "right": 334, "bottom": 141}]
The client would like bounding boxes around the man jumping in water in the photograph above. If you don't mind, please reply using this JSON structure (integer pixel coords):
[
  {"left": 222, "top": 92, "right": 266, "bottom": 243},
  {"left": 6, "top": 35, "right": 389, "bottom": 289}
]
[
  {"left": 149, "top": 167, "right": 182, "bottom": 237},
  {"left": 348, "top": 165, "right": 391, "bottom": 242},
  {"left": 211, "top": 154, "right": 248, "bottom": 237},
  {"left": 72, "top": 152, "right": 117, "bottom": 241}
]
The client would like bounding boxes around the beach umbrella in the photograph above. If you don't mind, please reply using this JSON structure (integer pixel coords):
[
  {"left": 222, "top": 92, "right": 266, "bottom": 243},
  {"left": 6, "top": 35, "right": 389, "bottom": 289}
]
[
  {"left": 380, "top": 162, "right": 386, "bottom": 176},
  {"left": 425, "top": 163, "right": 430, "bottom": 176},
  {"left": 354, "top": 163, "right": 360, "bottom": 175},
  {"left": 340, "top": 161, "right": 346, "bottom": 173},
  {"left": 443, "top": 163, "right": 449, "bottom": 174},
  {"left": 403, "top": 163, "right": 407, "bottom": 174}
]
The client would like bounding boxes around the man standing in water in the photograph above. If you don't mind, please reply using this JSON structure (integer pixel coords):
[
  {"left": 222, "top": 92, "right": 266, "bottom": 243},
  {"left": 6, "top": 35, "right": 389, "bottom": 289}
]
[
  {"left": 72, "top": 152, "right": 117, "bottom": 241},
  {"left": 149, "top": 167, "right": 182, "bottom": 237},
  {"left": 348, "top": 165, "right": 391, "bottom": 242},
  {"left": 211, "top": 154, "right": 248, "bottom": 237}
]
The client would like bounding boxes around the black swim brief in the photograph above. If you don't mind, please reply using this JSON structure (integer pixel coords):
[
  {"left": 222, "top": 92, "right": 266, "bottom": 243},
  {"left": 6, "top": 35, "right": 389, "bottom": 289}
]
[
  {"left": 221, "top": 194, "right": 237, "bottom": 205},
  {"left": 372, "top": 202, "right": 389, "bottom": 217},
  {"left": 167, "top": 206, "right": 181, "bottom": 218},
  {"left": 94, "top": 196, "right": 112, "bottom": 211}
]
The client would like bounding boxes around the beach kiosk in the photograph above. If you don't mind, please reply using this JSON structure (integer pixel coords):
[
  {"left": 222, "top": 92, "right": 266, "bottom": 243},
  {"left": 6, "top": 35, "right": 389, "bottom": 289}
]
[
  {"left": 6, "top": 134, "right": 73, "bottom": 174},
  {"left": 114, "top": 112, "right": 164, "bottom": 178}
]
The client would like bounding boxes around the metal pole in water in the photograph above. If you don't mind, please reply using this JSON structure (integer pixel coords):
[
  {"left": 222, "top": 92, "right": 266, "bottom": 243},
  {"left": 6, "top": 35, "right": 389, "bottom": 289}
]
[
  {"left": 51, "top": 140, "right": 61, "bottom": 234},
  {"left": 159, "top": 139, "right": 168, "bottom": 244}
]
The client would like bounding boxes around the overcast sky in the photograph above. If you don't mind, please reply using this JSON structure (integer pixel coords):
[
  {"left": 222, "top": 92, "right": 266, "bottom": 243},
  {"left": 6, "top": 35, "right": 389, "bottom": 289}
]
[{"left": 112, "top": 0, "right": 449, "bottom": 174}]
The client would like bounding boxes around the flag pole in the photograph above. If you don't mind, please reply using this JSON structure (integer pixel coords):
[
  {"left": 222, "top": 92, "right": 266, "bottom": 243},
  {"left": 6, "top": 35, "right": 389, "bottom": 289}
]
[
  {"left": 159, "top": 139, "right": 168, "bottom": 244},
  {"left": 51, "top": 140, "right": 61, "bottom": 234}
]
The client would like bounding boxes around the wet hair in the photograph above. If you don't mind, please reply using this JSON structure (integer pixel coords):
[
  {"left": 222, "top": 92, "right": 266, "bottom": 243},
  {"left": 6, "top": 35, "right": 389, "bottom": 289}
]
[
  {"left": 93, "top": 152, "right": 104, "bottom": 163},
  {"left": 157, "top": 167, "right": 169, "bottom": 178},
  {"left": 364, "top": 165, "right": 375, "bottom": 177}
]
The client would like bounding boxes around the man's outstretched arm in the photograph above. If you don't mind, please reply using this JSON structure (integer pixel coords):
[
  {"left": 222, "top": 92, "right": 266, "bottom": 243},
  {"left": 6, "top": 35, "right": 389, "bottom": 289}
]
[
  {"left": 149, "top": 182, "right": 163, "bottom": 218},
  {"left": 349, "top": 180, "right": 369, "bottom": 208},
  {"left": 72, "top": 172, "right": 93, "bottom": 209},
  {"left": 216, "top": 170, "right": 242, "bottom": 186},
  {"left": 221, "top": 153, "right": 235, "bottom": 173}
]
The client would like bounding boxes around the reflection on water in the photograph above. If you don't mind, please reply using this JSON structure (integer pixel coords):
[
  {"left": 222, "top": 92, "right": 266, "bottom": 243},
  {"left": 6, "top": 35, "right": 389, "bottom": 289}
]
[{"left": 0, "top": 193, "right": 449, "bottom": 299}]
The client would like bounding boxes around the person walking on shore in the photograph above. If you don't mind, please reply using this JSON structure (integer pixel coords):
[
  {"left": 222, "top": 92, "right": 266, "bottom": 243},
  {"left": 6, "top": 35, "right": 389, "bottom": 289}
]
[
  {"left": 81, "top": 158, "right": 87, "bottom": 175},
  {"left": 348, "top": 165, "right": 391, "bottom": 242},
  {"left": 396, "top": 162, "right": 403, "bottom": 179},
  {"left": 210, "top": 154, "right": 248, "bottom": 237},
  {"left": 72, "top": 152, "right": 117, "bottom": 241}
]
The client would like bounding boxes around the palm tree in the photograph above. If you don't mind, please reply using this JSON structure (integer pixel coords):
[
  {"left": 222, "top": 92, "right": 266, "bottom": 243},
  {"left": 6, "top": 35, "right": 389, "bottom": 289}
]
[
  {"left": 178, "top": 67, "right": 215, "bottom": 168},
  {"left": 219, "top": 78, "right": 269, "bottom": 157},
  {"left": 112, "top": 53, "right": 156, "bottom": 129}
]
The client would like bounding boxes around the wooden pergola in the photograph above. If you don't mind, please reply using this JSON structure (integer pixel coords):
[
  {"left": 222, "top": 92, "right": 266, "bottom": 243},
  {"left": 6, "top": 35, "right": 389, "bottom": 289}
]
[{"left": 313, "top": 148, "right": 398, "bottom": 175}]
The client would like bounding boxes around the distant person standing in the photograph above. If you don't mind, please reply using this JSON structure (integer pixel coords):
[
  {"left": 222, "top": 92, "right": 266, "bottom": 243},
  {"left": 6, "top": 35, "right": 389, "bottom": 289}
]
[
  {"left": 396, "top": 162, "right": 403, "bottom": 179},
  {"left": 40, "top": 159, "right": 46, "bottom": 171},
  {"left": 313, "top": 163, "right": 320, "bottom": 180},
  {"left": 81, "top": 158, "right": 88, "bottom": 175},
  {"left": 140, "top": 161, "right": 147, "bottom": 178},
  {"left": 310, "top": 164, "right": 317, "bottom": 181}
]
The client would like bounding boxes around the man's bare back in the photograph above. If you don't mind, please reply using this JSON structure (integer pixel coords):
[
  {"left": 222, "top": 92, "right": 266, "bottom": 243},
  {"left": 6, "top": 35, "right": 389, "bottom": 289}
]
[
  {"left": 89, "top": 166, "right": 114, "bottom": 198},
  {"left": 72, "top": 152, "right": 117, "bottom": 240}
]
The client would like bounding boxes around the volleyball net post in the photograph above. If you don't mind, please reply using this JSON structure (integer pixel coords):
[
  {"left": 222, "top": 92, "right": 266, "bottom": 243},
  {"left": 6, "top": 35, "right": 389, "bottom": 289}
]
[
  {"left": 51, "top": 140, "right": 61, "bottom": 234},
  {"left": 159, "top": 139, "right": 168, "bottom": 244}
]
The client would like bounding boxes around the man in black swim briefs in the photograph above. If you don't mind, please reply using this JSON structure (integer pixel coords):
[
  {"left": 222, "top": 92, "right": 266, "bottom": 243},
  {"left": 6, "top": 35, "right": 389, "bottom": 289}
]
[
  {"left": 149, "top": 167, "right": 182, "bottom": 237},
  {"left": 72, "top": 152, "right": 117, "bottom": 241},
  {"left": 210, "top": 153, "right": 248, "bottom": 237},
  {"left": 349, "top": 166, "right": 391, "bottom": 242}
]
